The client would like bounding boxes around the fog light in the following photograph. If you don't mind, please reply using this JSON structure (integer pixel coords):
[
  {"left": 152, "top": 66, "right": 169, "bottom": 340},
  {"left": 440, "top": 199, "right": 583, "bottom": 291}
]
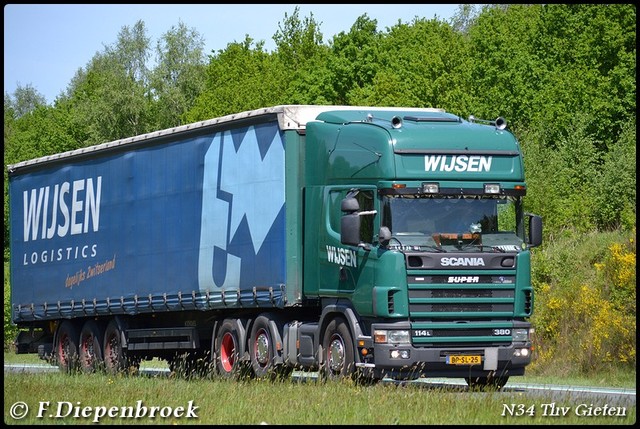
[
  {"left": 390, "top": 349, "right": 410, "bottom": 359},
  {"left": 514, "top": 348, "right": 530, "bottom": 358}
]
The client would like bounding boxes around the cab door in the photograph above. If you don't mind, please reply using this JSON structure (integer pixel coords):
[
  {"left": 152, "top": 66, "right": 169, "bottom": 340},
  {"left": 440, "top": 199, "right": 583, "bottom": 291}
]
[{"left": 317, "top": 186, "right": 377, "bottom": 300}]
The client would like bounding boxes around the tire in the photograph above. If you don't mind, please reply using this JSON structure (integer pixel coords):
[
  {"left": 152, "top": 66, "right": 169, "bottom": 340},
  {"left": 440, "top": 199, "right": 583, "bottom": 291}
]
[
  {"left": 214, "top": 319, "right": 248, "bottom": 379},
  {"left": 249, "top": 314, "right": 292, "bottom": 380},
  {"left": 56, "top": 320, "right": 80, "bottom": 373},
  {"left": 465, "top": 375, "right": 509, "bottom": 390},
  {"left": 103, "top": 319, "right": 131, "bottom": 375},
  {"left": 78, "top": 320, "right": 105, "bottom": 374},
  {"left": 321, "top": 317, "right": 356, "bottom": 381}
]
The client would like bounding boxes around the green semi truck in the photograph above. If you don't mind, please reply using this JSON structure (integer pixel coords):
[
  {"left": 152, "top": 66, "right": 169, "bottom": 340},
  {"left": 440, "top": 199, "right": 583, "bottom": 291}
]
[{"left": 8, "top": 105, "right": 542, "bottom": 387}]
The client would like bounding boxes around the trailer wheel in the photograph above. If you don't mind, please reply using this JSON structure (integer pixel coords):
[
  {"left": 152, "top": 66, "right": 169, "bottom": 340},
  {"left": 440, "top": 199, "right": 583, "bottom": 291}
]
[
  {"left": 79, "top": 320, "right": 104, "bottom": 373},
  {"left": 214, "top": 319, "right": 245, "bottom": 379},
  {"left": 321, "top": 317, "right": 355, "bottom": 381},
  {"left": 103, "top": 319, "right": 127, "bottom": 375},
  {"left": 56, "top": 320, "right": 80, "bottom": 373}
]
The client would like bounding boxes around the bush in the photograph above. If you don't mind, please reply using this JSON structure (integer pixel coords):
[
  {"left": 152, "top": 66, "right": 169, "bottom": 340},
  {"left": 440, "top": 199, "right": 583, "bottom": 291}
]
[
  {"left": 531, "top": 229, "right": 636, "bottom": 373},
  {"left": 4, "top": 262, "right": 18, "bottom": 351}
]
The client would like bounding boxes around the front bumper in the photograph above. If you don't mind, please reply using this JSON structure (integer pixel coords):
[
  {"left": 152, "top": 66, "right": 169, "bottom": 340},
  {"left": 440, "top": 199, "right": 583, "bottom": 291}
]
[{"left": 358, "top": 340, "right": 531, "bottom": 380}]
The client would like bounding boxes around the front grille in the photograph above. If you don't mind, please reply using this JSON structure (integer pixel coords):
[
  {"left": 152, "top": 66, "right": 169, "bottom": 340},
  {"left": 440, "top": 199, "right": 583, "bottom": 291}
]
[
  {"left": 408, "top": 272, "right": 517, "bottom": 347},
  {"left": 408, "top": 274, "right": 516, "bottom": 318},
  {"left": 411, "top": 303, "right": 512, "bottom": 313}
]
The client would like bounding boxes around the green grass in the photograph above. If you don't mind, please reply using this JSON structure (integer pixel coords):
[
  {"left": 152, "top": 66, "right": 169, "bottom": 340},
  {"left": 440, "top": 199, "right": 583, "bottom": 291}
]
[
  {"left": 4, "top": 352, "right": 636, "bottom": 388},
  {"left": 4, "top": 370, "right": 636, "bottom": 425}
]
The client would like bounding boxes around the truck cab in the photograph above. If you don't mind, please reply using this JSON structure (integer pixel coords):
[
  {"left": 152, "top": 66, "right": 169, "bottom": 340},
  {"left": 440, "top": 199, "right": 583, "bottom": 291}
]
[{"left": 302, "top": 109, "right": 542, "bottom": 386}]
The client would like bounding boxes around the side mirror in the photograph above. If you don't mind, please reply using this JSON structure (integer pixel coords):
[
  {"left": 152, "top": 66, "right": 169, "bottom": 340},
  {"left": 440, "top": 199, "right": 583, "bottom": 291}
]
[
  {"left": 341, "top": 196, "right": 361, "bottom": 246},
  {"left": 341, "top": 213, "right": 361, "bottom": 246},
  {"left": 378, "top": 226, "right": 391, "bottom": 247},
  {"left": 341, "top": 197, "right": 359, "bottom": 213},
  {"left": 527, "top": 214, "right": 543, "bottom": 248}
]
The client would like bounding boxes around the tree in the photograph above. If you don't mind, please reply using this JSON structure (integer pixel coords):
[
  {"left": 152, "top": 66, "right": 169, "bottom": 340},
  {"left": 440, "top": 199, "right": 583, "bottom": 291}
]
[
  {"left": 272, "top": 6, "right": 325, "bottom": 70},
  {"left": 4, "top": 84, "right": 46, "bottom": 118},
  {"left": 149, "top": 20, "right": 207, "bottom": 129},
  {"left": 62, "top": 20, "right": 153, "bottom": 146},
  {"left": 350, "top": 16, "right": 473, "bottom": 112},
  {"left": 449, "top": 4, "right": 484, "bottom": 35},
  {"left": 326, "top": 14, "right": 382, "bottom": 104},
  {"left": 273, "top": 6, "right": 333, "bottom": 104},
  {"left": 186, "top": 36, "right": 288, "bottom": 121}
]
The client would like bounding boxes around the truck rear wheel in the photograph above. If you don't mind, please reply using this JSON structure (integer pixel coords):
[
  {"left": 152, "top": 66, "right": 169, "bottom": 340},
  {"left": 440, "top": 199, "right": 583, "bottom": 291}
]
[
  {"left": 214, "top": 319, "right": 247, "bottom": 379},
  {"left": 249, "top": 314, "right": 292, "bottom": 380},
  {"left": 56, "top": 320, "right": 79, "bottom": 373},
  {"left": 321, "top": 317, "right": 355, "bottom": 381},
  {"left": 79, "top": 320, "right": 104, "bottom": 373}
]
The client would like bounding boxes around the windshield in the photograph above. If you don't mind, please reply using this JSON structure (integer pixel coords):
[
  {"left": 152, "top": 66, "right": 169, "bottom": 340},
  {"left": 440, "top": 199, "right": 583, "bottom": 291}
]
[{"left": 381, "top": 195, "right": 524, "bottom": 252}]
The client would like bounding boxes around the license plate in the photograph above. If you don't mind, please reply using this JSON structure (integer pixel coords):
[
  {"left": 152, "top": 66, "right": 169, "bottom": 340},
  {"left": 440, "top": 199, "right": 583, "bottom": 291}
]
[{"left": 447, "top": 355, "right": 481, "bottom": 365}]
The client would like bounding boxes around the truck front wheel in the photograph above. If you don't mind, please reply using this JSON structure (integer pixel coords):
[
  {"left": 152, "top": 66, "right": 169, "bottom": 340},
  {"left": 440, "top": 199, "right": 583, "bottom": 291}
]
[
  {"left": 321, "top": 317, "right": 355, "bottom": 381},
  {"left": 56, "top": 320, "right": 79, "bottom": 373}
]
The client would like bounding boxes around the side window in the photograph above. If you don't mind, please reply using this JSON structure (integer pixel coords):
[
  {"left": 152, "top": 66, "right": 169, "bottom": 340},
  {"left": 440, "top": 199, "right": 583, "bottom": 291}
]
[
  {"left": 356, "top": 190, "right": 374, "bottom": 243},
  {"left": 327, "top": 190, "right": 343, "bottom": 235}
]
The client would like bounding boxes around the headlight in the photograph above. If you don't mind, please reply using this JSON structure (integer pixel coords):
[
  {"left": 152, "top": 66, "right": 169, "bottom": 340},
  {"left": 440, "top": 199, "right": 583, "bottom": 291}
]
[
  {"left": 512, "top": 328, "right": 529, "bottom": 342},
  {"left": 374, "top": 330, "right": 410, "bottom": 344}
]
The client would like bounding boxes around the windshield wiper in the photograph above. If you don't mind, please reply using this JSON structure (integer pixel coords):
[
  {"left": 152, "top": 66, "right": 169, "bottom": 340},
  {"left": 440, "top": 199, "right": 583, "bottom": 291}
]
[
  {"left": 387, "top": 237, "right": 448, "bottom": 253},
  {"left": 418, "top": 245, "right": 447, "bottom": 253},
  {"left": 461, "top": 243, "right": 505, "bottom": 253}
]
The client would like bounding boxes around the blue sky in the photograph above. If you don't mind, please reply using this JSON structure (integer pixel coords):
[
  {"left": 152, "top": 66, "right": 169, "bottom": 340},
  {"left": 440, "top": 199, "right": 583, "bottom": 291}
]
[{"left": 4, "top": 4, "right": 460, "bottom": 104}]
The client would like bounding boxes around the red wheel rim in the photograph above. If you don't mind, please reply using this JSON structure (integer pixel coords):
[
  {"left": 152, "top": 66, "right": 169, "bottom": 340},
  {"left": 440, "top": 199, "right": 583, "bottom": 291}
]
[{"left": 220, "top": 332, "right": 236, "bottom": 372}]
